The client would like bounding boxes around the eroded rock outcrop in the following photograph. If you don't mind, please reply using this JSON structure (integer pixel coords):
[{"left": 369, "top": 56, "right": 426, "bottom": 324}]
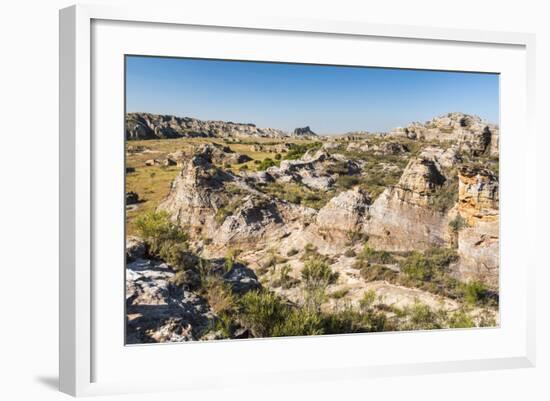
[
  {"left": 158, "top": 147, "right": 234, "bottom": 234},
  {"left": 366, "top": 157, "right": 448, "bottom": 250},
  {"left": 451, "top": 167, "right": 499, "bottom": 287},
  {"left": 266, "top": 149, "right": 359, "bottom": 191},
  {"left": 316, "top": 187, "right": 371, "bottom": 234},
  {"left": 390, "top": 113, "right": 498, "bottom": 157}
]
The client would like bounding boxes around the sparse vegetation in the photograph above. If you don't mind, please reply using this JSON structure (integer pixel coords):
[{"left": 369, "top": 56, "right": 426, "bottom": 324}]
[{"left": 126, "top": 112, "right": 500, "bottom": 344}]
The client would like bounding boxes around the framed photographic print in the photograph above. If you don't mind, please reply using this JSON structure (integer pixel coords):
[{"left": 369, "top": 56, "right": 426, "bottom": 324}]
[{"left": 59, "top": 4, "right": 536, "bottom": 397}]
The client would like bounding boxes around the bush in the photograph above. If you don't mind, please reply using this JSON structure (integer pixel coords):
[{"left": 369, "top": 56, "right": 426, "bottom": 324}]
[
  {"left": 283, "top": 142, "right": 322, "bottom": 160},
  {"left": 203, "top": 276, "right": 235, "bottom": 315},
  {"left": 134, "top": 211, "right": 192, "bottom": 268},
  {"left": 301, "top": 258, "right": 339, "bottom": 290},
  {"left": 271, "top": 264, "right": 299, "bottom": 289},
  {"left": 330, "top": 288, "right": 350, "bottom": 299},
  {"left": 402, "top": 302, "right": 443, "bottom": 330},
  {"left": 360, "top": 264, "right": 398, "bottom": 282},
  {"left": 272, "top": 309, "right": 324, "bottom": 337},
  {"left": 257, "top": 158, "right": 279, "bottom": 171},
  {"left": 401, "top": 251, "right": 433, "bottom": 281},
  {"left": 357, "top": 245, "right": 395, "bottom": 264},
  {"left": 431, "top": 174, "right": 458, "bottom": 212},
  {"left": 224, "top": 248, "right": 242, "bottom": 273},
  {"left": 134, "top": 211, "right": 187, "bottom": 253},
  {"left": 449, "top": 214, "right": 467, "bottom": 233},
  {"left": 461, "top": 280, "right": 489, "bottom": 306},
  {"left": 401, "top": 247, "right": 458, "bottom": 282},
  {"left": 274, "top": 153, "right": 282, "bottom": 160},
  {"left": 238, "top": 291, "right": 289, "bottom": 337},
  {"left": 322, "top": 304, "right": 387, "bottom": 334},
  {"left": 447, "top": 310, "right": 475, "bottom": 328}
]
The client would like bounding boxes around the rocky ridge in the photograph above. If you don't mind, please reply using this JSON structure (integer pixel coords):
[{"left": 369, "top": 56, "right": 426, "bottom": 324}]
[{"left": 126, "top": 112, "right": 318, "bottom": 140}]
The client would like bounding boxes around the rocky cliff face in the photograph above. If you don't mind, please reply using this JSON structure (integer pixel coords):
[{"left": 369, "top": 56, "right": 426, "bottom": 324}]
[
  {"left": 451, "top": 167, "right": 499, "bottom": 287},
  {"left": 126, "top": 112, "right": 298, "bottom": 140},
  {"left": 366, "top": 156, "right": 449, "bottom": 251},
  {"left": 390, "top": 112, "right": 499, "bottom": 157}
]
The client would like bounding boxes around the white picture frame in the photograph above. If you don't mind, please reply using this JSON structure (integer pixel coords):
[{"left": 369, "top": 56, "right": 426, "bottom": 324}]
[{"left": 59, "top": 4, "right": 536, "bottom": 397}]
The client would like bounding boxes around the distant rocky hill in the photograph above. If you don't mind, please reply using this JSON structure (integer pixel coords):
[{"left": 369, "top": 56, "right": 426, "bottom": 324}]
[
  {"left": 125, "top": 112, "right": 318, "bottom": 140},
  {"left": 389, "top": 112, "right": 499, "bottom": 157}
]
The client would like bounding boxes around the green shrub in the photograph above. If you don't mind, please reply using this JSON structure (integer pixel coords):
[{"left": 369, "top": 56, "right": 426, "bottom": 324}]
[
  {"left": 402, "top": 302, "right": 443, "bottom": 330},
  {"left": 322, "top": 304, "right": 387, "bottom": 334},
  {"left": 359, "top": 289, "right": 377, "bottom": 311},
  {"left": 257, "top": 158, "right": 279, "bottom": 171},
  {"left": 401, "top": 247, "right": 458, "bottom": 282},
  {"left": 401, "top": 251, "right": 433, "bottom": 281},
  {"left": 330, "top": 288, "right": 350, "bottom": 299},
  {"left": 449, "top": 214, "right": 467, "bottom": 233},
  {"left": 301, "top": 258, "right": 339, "bottom": 290},
  {"left": 134, "top": 211, "right": 192, "bottom": 268},
  {"left": 461, "top": 280, "right": 489, "bottom": 306},
  {"left": 283, "top": 142, "right": 322, "bottom": 160},
  {"left": 238, "top": 291, "right": 289, "bottom": 337},
  {"left": 272, "top": 264, "right": 299, "bottom": 289},
  {"left": 272, "top": 309, "right": 324, "bottom": 337},
  {"left": 447, "top": 310, "right": 475, "bottom": 328},
  {"left": 358, "top": 245, "right": 395, "bottom": 264},
  {"left": 274, "top": 153, "right": 282, "bottom": 160},
  {"left": 203, "top": 276, "right": 235, "bottom": 315},
  {"left": 430, "top": 174, "right": 458, "bottom": 212},
  {"left": 360, "top": 264, "right": 398, "bottom": 282},
  {"left": 134, "top": 211, "right": 187, "bottom": 251}
]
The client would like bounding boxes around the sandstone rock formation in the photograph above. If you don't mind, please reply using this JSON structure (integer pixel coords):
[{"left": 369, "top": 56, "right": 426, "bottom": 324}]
[
  {"left": 390, "top": 112, "right": 498, "bottom": 157},
  {"left": 158, "top": 147, "right": 234, "bottom": 235},
  {"left": 316, "top": 187, "right": 371, "bottom": 234},
  {"left": 366, "top": 157, "right": 448, "bottom": 250},
  {"left": 451, "top": 166, "right": 499, "bottom": 287}
]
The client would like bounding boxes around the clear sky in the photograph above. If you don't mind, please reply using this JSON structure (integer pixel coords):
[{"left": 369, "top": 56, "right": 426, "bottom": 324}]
[{"left": 126, "top": 55, "right": 499, "bottom": 135}]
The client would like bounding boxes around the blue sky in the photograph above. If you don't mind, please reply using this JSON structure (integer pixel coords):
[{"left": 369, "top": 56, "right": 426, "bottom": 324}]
[{"left": 126, "top": 56, "right": 499, "bottom": 135}]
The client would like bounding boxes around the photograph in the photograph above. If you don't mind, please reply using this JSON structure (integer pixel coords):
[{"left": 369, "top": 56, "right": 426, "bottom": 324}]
[{"left": 124, "top": 56, "right": 500, "bottom": 344}]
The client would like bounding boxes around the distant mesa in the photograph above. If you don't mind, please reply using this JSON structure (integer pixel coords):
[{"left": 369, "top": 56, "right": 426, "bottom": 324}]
[{"left": 292, "top": 126, "right": 317, "bottom": 137}]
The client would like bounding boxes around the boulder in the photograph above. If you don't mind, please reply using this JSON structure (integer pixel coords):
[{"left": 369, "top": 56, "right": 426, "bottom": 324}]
[
  {"left": 126, "top": 236, "right": 146, "bottom": 261},
  {"left": 126, "top": 191, "right": 140, "bottom": 205},
  {"left": 163, "top": 158, "right": 177, "bottom": 166}
]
